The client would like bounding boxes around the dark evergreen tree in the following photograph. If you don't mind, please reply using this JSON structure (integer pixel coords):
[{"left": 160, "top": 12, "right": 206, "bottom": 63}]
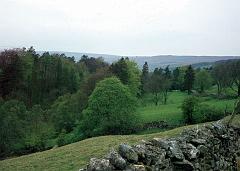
[
  {"left": 140, "top": 62, "right": 149, "bottom": 95},
  {"left": 172, "top": 67, "right": 180, "bottom": 90},
  {"left": 184, "top": 65, "right": 195, "bottom": 95},
  {"left": 110, "top": 57, "right": 129, "bottom": 84}
]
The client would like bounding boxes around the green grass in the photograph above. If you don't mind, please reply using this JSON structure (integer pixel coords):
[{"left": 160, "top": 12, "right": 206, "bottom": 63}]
[
  {"left": 0, "top": 125, "right": 196, "bottom": 171},
  {"left": 137, "top": 91, "right": 236, "bottom": 126},
  {"left": 137, "top": 92, "right": 185, "bottom": 125}
]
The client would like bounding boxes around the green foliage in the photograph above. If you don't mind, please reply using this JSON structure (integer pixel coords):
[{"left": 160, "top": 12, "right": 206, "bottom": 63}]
[
  {"left": 146, "top": 67, "right": 171, "bottom": 105},
  {"left": 140, "top": 62, "right": 149, "bottom": 95},
  {"left": 110, "top": 58, "right": 129, "bottom": 84},
  {"left": 195, "top": 69, "right": 212, "bottom": 93},
  {"left": 181, "top": 96, "right": 199, "bottom": 124},
  {"left": 183, "top": 65, "right": 195, "bottom": 94},
  {"left": 24, "top": 105, "right": 55, "bottom": 152},
  {"left": 49, "top": 91, "right": 88, "bottom": 133},
  {"left": 0, "top": 100, "right": 26, "bottom": 156},
  {"left": 194, "top": 104, "right": 225, "bottom": 123},
  {"left": 212, "top": 63, "right": 232, "bottom": 96},
  {"left": 81, "top": 77, "right": 138, "bottom": 137},
  {"left": 125, "top": 60, "right": 141, "bottom": 96}
]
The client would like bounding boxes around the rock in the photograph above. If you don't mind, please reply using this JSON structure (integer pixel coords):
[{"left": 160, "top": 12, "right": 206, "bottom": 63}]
[
  {"left": 182, "top": 143, "right": 199, "bottom": 160},
  {"left": 133, "top": 144, "right": 146, "bottom": 159},
  {"left": 86, "top": 158, "right": 112, "bottom": 171},
  {"left": 197, "top": 145, "right": 208, "bottom": 156},
  {"left": 154, "top": 158, "right": 171, "bottom": 169},
  {"left": 150, "top": 138, "right": 169, "bottom": 150},
  {"left": 108, "top": 150, "right": 127, "bottom": 169},
  {"left": 173, "top": 160, "right": 194, "bottom": 171},
  {"left": 190, "top": 138, "right": 206, "bottom": 146},
  {"left": 126, "top": 164, "right": 146, "bottom": 171},
  {"left": 119, "top": 144, "right": 138, "bottom": 163},
  {"left": 168, "top": 141, "right": 185, "bottom": 161}
]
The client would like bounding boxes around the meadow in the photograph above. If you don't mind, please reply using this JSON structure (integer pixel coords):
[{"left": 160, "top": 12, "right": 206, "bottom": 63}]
[{"left": 137, "top": 89, "right": 235, "bottom": 129}]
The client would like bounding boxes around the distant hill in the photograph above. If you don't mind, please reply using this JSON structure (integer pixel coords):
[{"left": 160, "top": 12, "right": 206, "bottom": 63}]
[{"left": 37, "top": 51, "right": 240, "bottom": 71}]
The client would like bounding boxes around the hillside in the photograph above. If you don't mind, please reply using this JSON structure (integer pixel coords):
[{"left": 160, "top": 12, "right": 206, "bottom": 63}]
[
  {"left": 37, "top": 51, "right": 240, "bottom": 70},
  {"left": 1, "top": 116, "right": 239, "bottom": 171},
  {"left": 0, "top": 124, "right": 199, "bottom": 171}
]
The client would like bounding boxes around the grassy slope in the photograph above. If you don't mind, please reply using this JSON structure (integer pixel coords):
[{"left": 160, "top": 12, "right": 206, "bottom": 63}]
[{"left": 0, "top": 125, "right": 196, "bottom": 171}]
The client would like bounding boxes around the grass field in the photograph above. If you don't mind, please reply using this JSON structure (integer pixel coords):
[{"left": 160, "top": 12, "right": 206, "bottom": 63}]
[{"left": 137, "top": 91, "right": 235, "bottom": 126}]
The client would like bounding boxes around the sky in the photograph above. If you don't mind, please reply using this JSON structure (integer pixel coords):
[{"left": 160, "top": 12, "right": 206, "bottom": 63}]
[{"left": 0, "top": 0, "right": 240, "bottom": 56}]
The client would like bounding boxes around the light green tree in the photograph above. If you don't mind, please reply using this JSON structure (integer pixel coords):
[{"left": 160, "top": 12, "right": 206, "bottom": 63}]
[
  {"left": 81, "top": 77, "right": 137, "bottom": 137},
  {"left": 195, "top": 69, "right": 212, "bottom": 93}
]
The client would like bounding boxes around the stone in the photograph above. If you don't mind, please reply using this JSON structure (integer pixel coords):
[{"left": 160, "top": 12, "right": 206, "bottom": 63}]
[
  {"left": 190, "top": 138, "right": 206, "bottom": 146},
  {"left": 82, "top": 121, "right": 240, "bottom": 171},
  {"left": 108, "top": 150, "right": 127, "bottom": 170},
  {"left": 86, "top": 158, "right": 112, "bottom": 171},
  {"left": 119, "top": 144, "right": 138, "bottom": 163},
  {"left": 173, "top": 160, "right": 194, "bottom": 171},
  {"left": 197, "top": 145, "right": 208, "bottom": 156},
  {"left": 182, "top": 143, "right": 199, "bottom": 160},
  {"left": 168, "top": 141, "right": 185, "bottom": 161},
  {"left": 150, "top": 138, "right": 169, "bottom": 150},
  {"left": 126, "top": 164, "right": 146, "bottom": 171}
]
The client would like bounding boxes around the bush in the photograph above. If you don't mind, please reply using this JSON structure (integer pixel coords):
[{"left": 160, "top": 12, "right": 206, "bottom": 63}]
[
  {"left": 181, "top": 96, "right": 199, "bottom": 124},
  {"left": 195, "top": 104, "right": 225, "bottom": 123},
  {"left": 80, "top": 77, "right": 138, "bottom": 138}
]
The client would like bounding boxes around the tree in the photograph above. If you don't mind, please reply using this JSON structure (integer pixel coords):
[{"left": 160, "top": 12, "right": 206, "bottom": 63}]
[
  {"left": 81, "top": 77, "right": 137, "bottom": 137},
  {"left": 125, "top": 60, "right": 141, "bottom": 96},
  {"left": 0, "top": 49, "right": 23, "bottom": 98},
  {"left": 110, "top": 58, "right": 129, "bottom": 84},
  {"left": 184, "top": 65, "right": 195, "bottom": 95},
  {"left": 229, "top": 60, "right": 240, "bottom": 97},
  {"left": 212, "top": 63, "right": 232, "bottom": 96},
  {"left": 146, "top": 67, "right": 171, "bottom": 105},
  {"left": 164, "top": 65, "right": 171, "bottom": 79},
  {"left": 49, "top": 90, "right": 88, "bottom": 133},
  {"left": 146, "top": 73, "right": 163, "bottom": 106},
  {"left": 0, "top": 100, "right": 26, "bottom": 157},
  {"left": 79, "top": 55, "right": 108, "bottom": 73},
  {"left": 140, "top": 62, "right": 149, "bottom": 95},
  {"left": 181, "top": 96, "right": 199, "bottom": 124},
  {"left": 195, "top": 69, "right": 212, "bottom": 93},
  {"left": 171, "top": 67, "right": 180, "bottom": 90}
]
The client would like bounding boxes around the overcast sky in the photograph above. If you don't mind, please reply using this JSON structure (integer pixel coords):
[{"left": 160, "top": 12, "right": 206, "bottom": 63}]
[{"left": 0, "top": 0, "right": 240, "bottom": 56}]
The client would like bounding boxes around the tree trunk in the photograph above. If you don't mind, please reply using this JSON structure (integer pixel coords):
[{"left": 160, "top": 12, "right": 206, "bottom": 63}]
[
  {"left": 200, "top": 85, "right": 204, "bottom": 94},
  {"left": 163, "top": 91, "right": 168, "bottom": 104},
  {"left": 155, "top": 93, "right": 158, "bottom": 106}
]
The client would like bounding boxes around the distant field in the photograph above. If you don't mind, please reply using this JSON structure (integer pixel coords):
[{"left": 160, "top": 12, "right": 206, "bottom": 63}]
[{"left": 137, "top": 91, "right": 235, "bottom": 126}]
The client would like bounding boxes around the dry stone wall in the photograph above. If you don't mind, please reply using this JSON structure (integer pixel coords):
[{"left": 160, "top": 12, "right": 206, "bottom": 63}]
[{"left": 80, "top": 121, "right": 240, "bottom": 171}]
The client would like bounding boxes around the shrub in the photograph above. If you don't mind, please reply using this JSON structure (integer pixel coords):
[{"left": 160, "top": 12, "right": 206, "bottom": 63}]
[
  {"left": 195, "top": 104, "right": 225, "bottom": 123},
  {"left": 181, "top": 96, "right": 199, "bottom": 124},
  {"left": 80, "top": 77, "right": 138, "bottom": 138}
]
